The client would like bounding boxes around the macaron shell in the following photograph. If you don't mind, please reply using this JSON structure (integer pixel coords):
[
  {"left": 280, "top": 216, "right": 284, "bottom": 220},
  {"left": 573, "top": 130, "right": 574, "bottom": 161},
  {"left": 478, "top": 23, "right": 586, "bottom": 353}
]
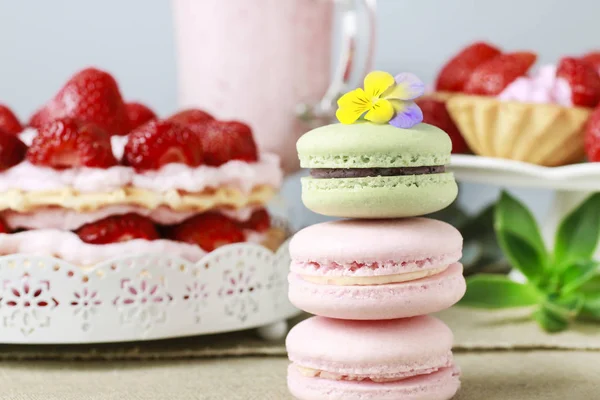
[
  {"left": 301, "top": 174, "right": 458, "bottom": 218},
  {"left": 290, "top": 218, "right": 463, "bottom": 275},
  {"left": 288, "top": 263, "right": 466, "bottom": 320},
  {"left": 297, "top": 122, "right": 452, "bottom": 169},
  {"left": 288, "top": 364, "right": 461, "bottom": 400},
  {"left": 286, "top": 315, "right": 453, "bottom": 373}
]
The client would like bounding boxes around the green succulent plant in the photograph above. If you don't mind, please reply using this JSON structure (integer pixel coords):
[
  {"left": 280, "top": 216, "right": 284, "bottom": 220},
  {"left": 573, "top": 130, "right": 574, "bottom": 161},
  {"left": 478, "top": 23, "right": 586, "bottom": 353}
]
[{"left": 459, "top": 191, "right": 600, "bottom": 333}]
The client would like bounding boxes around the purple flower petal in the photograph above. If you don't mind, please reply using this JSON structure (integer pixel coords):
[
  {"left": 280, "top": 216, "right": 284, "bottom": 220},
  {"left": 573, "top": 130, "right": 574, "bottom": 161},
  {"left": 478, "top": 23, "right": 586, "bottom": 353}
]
[
  {"left": 389, "top": 101, "right": 423, "bottom": 129},
  {"left": 384, "top": 73, "right": 426, "bottom": 101}
]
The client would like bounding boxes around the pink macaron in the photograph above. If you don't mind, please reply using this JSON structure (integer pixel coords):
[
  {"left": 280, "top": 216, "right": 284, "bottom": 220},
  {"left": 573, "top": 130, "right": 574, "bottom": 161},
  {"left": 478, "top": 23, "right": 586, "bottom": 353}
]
[
  {"left": 286, "top": 315, "right": 460, "bottom": 400},
  {"left": 288, "top": 218, "right": 465, "bottom": 320}
]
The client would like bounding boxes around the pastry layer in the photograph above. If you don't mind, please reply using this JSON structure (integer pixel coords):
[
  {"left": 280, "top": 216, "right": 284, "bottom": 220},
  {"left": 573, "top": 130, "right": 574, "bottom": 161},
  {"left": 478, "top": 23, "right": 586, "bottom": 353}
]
[
  {"left": 0, "top": 185, "right": 275, "bottom": 212},
  {"left": 0, "top": 227, "right": 286, "bottom": 266},
  {"left": 2, "top": 205, "right": 259, "bottom": 231}
]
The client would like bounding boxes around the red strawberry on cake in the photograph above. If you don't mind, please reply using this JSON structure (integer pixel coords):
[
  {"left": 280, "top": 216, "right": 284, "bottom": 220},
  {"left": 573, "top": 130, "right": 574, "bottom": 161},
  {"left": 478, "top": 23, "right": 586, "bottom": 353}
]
[
  {"left": 199, "top": 120, "right": 258, "bottom": 166},
  {"left": 0, "top": 130, "right": 27, "bottom": 170},
  {"left": 239, "top": 208, "right": 271, "bottom": 233},
  {"left": 0, "top": 217, "right": 9, "bottom": 234},
  {"left": 29, "top": 67, "right": 129, "bottom": 135},
  {"left": 168, "top": 213, "right": 245, "bottom": 252},
  {"left": 122, "top": 120, "right": 204, "bottom": 170},
  {"left": 0, "top": 104, "right": 23, "bottom": 135},
  {"left": 167, "top": 108, "right": 214, "bottom": 135},
  {"left": 125, "top": 102, "right": 157, "bottom": 131},
  {"left": 76, "top": 213, "right": 159, "bottom": 244},
  {"left": 27, "top": 118, "right": 117, "bottom": 169}
]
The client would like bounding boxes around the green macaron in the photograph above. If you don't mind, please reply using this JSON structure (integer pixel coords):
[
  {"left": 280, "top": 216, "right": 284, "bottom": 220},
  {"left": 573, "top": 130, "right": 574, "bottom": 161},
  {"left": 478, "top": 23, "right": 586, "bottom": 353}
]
[{"left": 297, "top": 122, "right": 457, "bottom": 218}]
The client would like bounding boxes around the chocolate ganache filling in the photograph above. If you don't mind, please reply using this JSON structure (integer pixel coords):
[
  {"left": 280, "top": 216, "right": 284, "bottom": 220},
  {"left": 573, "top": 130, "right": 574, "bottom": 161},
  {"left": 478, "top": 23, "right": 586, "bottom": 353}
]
[{"left": 310, "top": 166, "right": 446, "bottom": 179}]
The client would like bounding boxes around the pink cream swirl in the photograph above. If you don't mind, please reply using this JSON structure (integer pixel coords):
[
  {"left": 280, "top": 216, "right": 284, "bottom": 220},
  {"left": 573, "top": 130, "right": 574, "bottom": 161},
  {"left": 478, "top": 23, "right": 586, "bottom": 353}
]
[{"left": 497, "top": 65, "right": 573, "bottom": 106}]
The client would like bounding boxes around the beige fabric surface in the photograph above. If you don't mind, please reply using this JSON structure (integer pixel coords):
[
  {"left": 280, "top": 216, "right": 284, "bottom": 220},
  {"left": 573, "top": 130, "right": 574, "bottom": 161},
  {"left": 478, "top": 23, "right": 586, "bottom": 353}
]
[
  {"left": 436, "top": 307, "right": 600, "bottom": 350},
  {"left": 0, "top": 307, "right": 598, "bottom": 361},
  {"left": 0, "top": 351, "right": 598, "bottom": 400}
]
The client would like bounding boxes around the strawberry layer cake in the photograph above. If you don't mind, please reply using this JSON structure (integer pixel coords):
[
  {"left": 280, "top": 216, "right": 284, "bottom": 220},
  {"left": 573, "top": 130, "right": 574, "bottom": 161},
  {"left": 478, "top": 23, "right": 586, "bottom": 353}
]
[{"left": 0, "top": 68, "right": 285, "bottom": 267}]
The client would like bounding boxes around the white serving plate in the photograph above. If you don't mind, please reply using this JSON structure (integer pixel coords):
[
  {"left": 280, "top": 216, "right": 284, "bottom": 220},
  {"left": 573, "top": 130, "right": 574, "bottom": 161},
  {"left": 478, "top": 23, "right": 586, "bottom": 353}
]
[
  {"left": 449, "top": 154, "right": 600, "bottom": 263},
  {"left": 450, "top": 155, "right": 600, "bottom": 191}
]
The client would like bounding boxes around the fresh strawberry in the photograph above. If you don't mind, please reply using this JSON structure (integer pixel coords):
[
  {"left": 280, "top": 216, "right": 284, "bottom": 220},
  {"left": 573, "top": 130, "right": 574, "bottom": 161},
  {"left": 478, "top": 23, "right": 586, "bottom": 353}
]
[
  {"left": 464, "top": 52, "right": 537, "bottom": 96},
  {"left": 584, "top": 105, "right": 600, "bottom": 161},
  {"left": 198, "top": 120, "right": 258, "bottom": 166},
  {"left": 27, "top": 118, "right": 117, "bottom": 169},
  {"left": 581, "top": 52, "right": 600, "bottom": 75},
  {"left": 28, "top": 67, "right": 129, "bottom": 135},
  {"left": 0, "top": 217, "right": 9, "bottom": 234},
  {"left": 76, "top": 213, "right": 159, "bottom": 244},
  {"left": 123, "top": 120, "right": 203, "bottom": 171},
  {"left": 0, "top": 104, "right": 23, "bottom": 135},
  {"left": 416, "top": 98, "right": 469, "bottom": 154},
  {"left": 167, "top": 108, "right": 214, "bottom": 128},
  {"left": 239, "top": 208, "right": 271, "bottom": 232},
  {"left": 125, "top": 102, "right": 157, "bottom": 132},
  {"left": 557, "top": 57, "right": 600, "bottom": 107},
  {"left": 435, "top": 42, "right": 502, "bottom": 92},
  {"left": 0, "top": 129, "right": 27, "bottom": 170},
  {"left": 168, "top": 213, "right": 245, "bottom": 251}
]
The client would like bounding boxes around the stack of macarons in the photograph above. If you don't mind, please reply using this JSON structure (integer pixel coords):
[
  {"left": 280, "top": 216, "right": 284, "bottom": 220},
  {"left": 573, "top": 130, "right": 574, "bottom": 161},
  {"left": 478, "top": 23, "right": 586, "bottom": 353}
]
[{"left": 285, "top": 71, "right": 466, "bottom": 400}]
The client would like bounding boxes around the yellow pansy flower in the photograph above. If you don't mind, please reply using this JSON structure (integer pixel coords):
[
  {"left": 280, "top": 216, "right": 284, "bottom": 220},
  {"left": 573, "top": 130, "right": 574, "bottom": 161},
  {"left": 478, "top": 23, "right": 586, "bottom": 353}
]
[{"left": 336, "top": 71, "right": 425, "bottom": 129}]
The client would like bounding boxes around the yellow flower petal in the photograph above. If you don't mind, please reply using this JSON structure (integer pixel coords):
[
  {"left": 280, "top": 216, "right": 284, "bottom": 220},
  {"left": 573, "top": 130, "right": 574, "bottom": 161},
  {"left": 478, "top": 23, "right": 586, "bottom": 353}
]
[
  {"left": 364, "top": 98, "right": 394, "bottom": 124},
  {"left": 364, "top": 71, "right": 395, "bottom": 99},
  {"left": 336, "top": 88, "right": 371, "bottom": 124}
]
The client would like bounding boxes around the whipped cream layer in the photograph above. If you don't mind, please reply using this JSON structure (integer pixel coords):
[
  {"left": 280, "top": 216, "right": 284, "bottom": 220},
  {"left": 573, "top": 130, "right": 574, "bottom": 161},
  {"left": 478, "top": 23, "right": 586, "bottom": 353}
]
[
  {"left": 498, "top": 65, "right": 572, "bottom": 106},
  {"left": 0, "top": 229, "right": 266, "bottom": 266},
  {"left": 0, "top": 155, "right": 282, "bottom": 194},
  {"left": 15, "top": 129, "right": 282, "bottom": 193},
  {"left": 2, "top": 205, "right": 259, "bottom": 231}
]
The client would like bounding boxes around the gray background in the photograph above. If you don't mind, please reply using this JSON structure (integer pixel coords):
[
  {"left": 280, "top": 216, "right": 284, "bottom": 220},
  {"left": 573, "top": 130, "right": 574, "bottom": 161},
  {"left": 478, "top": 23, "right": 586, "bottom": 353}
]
[{"left": 1, "top": 0, "right": 596, "bottom": 224}]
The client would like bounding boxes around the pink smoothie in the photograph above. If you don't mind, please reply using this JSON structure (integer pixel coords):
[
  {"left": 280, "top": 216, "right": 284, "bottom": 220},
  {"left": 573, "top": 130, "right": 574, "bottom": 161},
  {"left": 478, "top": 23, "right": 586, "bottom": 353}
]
[{"left": 172, "top": 0, "right": 334, "bottom": 174}]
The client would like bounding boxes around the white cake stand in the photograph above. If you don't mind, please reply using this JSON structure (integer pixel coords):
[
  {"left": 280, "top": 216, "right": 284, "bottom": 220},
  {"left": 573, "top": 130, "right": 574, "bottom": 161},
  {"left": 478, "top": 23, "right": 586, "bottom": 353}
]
[{"left": 449, "top": 155, "right": 600, "bottom": 254}]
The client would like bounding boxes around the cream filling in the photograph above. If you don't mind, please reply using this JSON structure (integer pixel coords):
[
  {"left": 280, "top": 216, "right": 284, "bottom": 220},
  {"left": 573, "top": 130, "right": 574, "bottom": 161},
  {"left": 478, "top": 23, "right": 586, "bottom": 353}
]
[
  {"left": 300, "top": 266, "right": 448, "bottom": 286},
  {"left": 296, "top": 366, "right": 400, "bottom": 383}
]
